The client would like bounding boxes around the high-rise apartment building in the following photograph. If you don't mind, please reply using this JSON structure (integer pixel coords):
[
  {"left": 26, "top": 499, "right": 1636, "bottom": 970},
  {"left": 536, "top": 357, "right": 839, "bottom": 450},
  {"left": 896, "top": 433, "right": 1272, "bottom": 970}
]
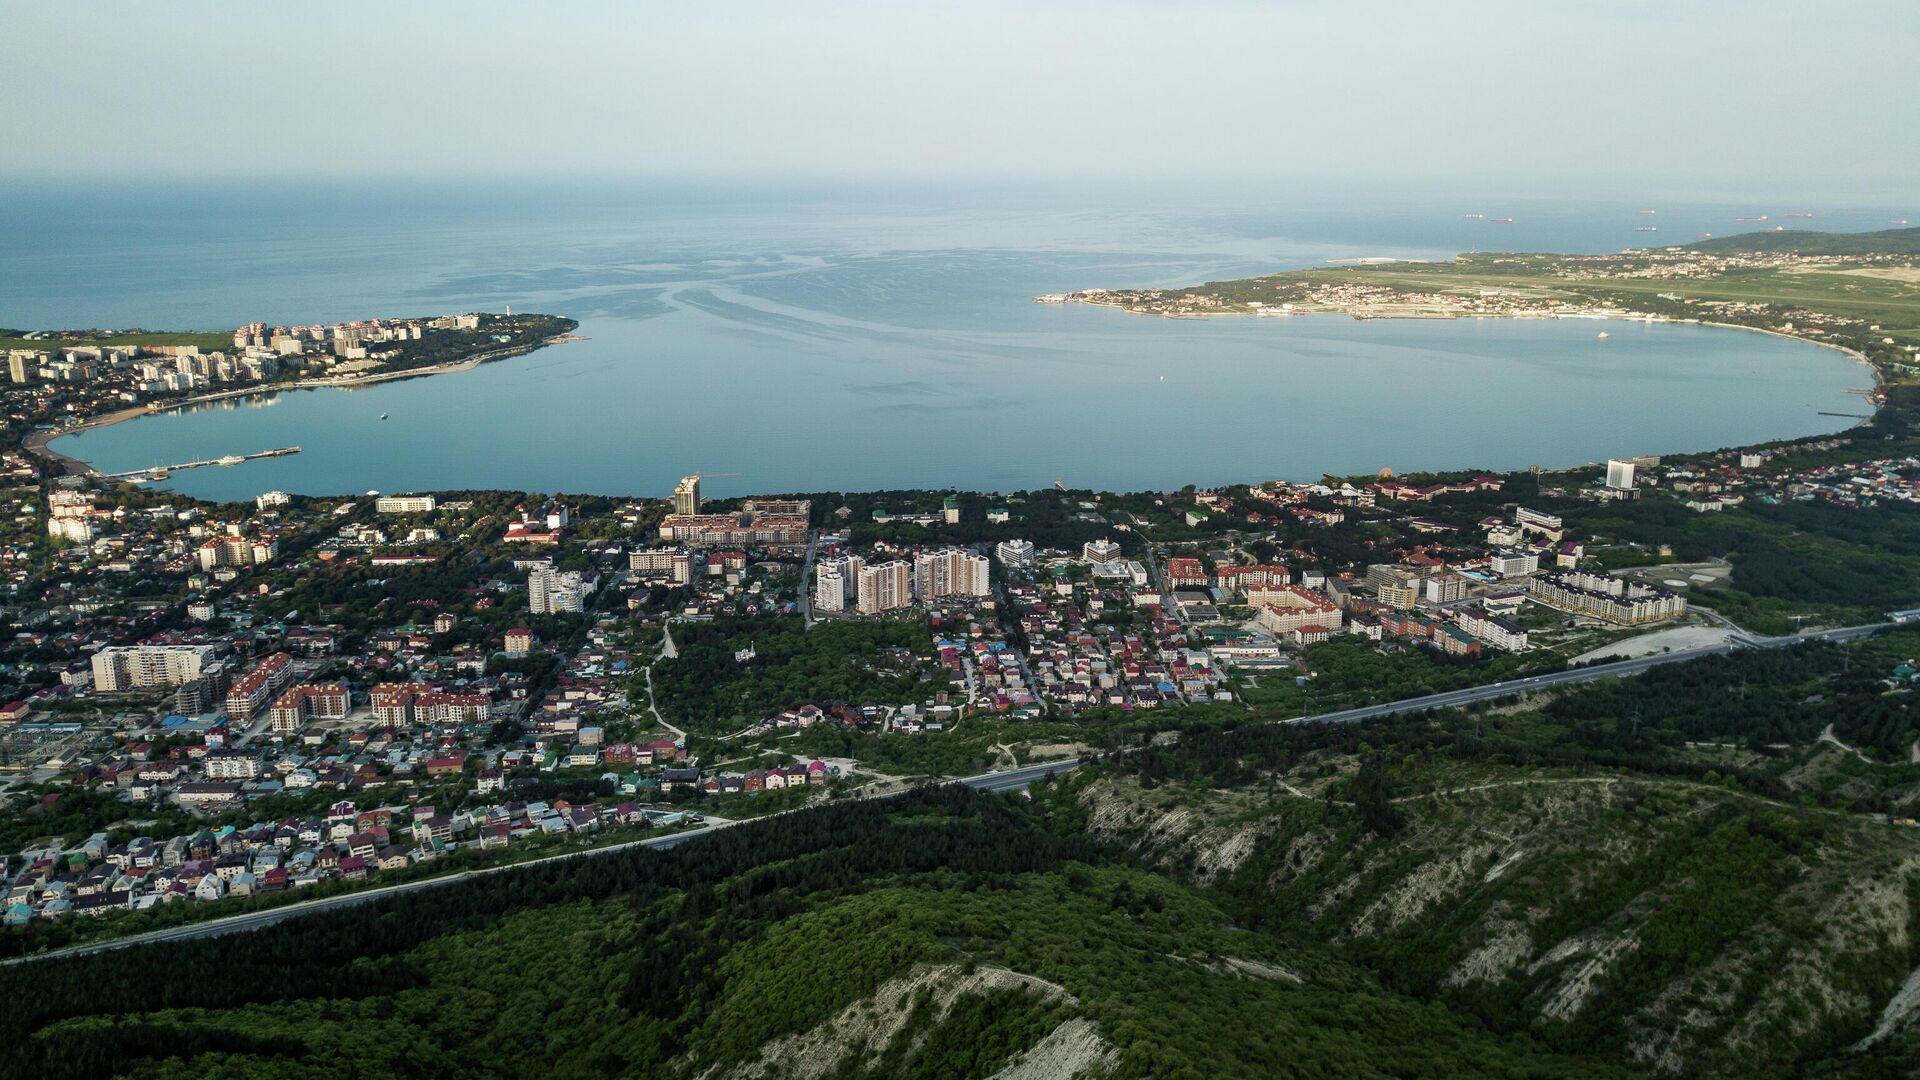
[
  {"left": 913, "top": 548, "right": 991, "bottom": 600},
  {"left": 528, "top": 567, "right": 590, "bottom": 614},
  {"left": 814, "top": 555, "right": 862, "bottom": 613},
  {"left": 856, "top": 561, "right": 911, "bottom": 613},
  {"left": 673, "top": 475, "right": 702, "bottom": 516}
]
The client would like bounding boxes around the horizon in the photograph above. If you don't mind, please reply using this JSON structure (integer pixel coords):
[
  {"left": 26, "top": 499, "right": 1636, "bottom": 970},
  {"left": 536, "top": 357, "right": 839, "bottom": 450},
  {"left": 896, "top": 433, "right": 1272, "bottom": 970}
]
[{"left": 6, "top": 1, "right": 1917, "bottom": 200}]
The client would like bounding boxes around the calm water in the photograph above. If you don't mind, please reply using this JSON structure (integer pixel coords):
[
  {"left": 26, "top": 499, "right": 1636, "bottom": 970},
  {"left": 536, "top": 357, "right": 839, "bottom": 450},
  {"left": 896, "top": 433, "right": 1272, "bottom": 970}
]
[{"left": 3, "top": 178, "right": 1886, "bottom": 503}]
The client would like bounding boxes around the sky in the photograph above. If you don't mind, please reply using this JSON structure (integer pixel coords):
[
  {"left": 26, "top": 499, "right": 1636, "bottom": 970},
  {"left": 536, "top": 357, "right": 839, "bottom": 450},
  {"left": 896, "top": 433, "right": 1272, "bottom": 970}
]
[{"left": 5, "top": 1, "right": 1916, "bottom": 198}]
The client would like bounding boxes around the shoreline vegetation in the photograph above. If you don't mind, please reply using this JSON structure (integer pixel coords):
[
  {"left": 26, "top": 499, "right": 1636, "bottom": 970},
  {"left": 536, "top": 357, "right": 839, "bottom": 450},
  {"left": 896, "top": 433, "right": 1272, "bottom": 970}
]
[{"left": 24, "top": 322, "right": 581, "bottom": 477}]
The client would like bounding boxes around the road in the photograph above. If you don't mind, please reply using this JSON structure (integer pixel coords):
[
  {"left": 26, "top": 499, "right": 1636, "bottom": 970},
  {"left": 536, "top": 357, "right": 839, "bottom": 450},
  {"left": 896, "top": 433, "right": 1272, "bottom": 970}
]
[
  {"left": 5, "top": 620, "right": 1885, "bottom": 965},
  {"left": 798, "top": 530, "right": 820, "bottom": 629},
  {"left": 1281, "top": 621, "right": 1885, "bottom": 728}
]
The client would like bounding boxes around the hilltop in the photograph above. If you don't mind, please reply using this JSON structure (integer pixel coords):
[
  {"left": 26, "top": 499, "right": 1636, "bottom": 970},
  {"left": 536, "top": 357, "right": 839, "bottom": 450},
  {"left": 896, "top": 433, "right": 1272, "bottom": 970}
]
[{"left": 1687, "top": 226, "right": 1920, "bottom": 256}]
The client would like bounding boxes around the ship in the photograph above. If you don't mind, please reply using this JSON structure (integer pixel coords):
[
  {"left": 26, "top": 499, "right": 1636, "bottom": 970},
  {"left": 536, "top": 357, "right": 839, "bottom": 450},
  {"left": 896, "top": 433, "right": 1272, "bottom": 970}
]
[
  {"left": 217, "top": 455, "right": 245, "bottom": 467},
  {"left": 1634, "top": 226, "right": 1658, "bottom": 232},
  {"left": 1637, "top": 209, "right": 1658, "bottom": 215},
  {"left": 1894, "top": 219, "right": 1911, "bottom": 226},
  {"left": 1734, "top": 215, "right": 1769, "bottom": 222},
  {"left": 1461, "top": 213, "right": 1484, "bottom": 220},
  {"left": 1697, "top": 232, "right": 1714, "bottom": 239},
  {"left": 1782, "top": 212, "right": 1814, "bottom": 219},
  {"left": 1489, "top": 217, "right": 1514, "bottom": 224}
]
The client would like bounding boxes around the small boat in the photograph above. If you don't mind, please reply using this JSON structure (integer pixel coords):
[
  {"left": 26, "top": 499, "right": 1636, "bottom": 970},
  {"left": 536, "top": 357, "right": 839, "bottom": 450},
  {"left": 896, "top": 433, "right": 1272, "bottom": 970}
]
[
  {"left": 1637, "top": 209, "right": 1658, "bottom": 215},
  {"left": 1596, "top": 331, "right": 1610, "bottom": 339},
  {"left": 1634, "top": 227, "right": 1658, "bottom": 232},
  {"left": 379, "top": 413, "right": 388, "bottom": 420}
]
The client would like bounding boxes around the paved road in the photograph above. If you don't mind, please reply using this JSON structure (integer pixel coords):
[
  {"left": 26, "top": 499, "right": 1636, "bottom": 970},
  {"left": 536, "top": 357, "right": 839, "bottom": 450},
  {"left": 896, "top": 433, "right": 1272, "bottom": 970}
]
[
  {"left": 7, "top": 621, "right": 1886, "bottom": 965},
  {"left": 799, "top": 530, "right": 820, "bottom": 629}
]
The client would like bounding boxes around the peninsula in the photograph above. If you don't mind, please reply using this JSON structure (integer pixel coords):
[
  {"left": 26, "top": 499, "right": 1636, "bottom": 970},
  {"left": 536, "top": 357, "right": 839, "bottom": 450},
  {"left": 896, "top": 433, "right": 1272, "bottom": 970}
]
[
  {"left": 7, "top": 312, "right": 579, "bottom": 476},
  {"left": 1040, "top": 226, "right": 1920, "bottom": 402}
]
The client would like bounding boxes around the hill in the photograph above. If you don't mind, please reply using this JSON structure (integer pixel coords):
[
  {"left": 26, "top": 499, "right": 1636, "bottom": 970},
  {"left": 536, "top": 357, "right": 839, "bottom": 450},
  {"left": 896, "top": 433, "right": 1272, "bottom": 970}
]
[
  {"left": 1685, "top": 226, "right": 1920, "bottom": 256},
  {"left": 0, "top": 786, "right": 1619, "bottom": 1080},
  {"left": 4, "top": 634, "right": 1919, "bottom": 1078}
]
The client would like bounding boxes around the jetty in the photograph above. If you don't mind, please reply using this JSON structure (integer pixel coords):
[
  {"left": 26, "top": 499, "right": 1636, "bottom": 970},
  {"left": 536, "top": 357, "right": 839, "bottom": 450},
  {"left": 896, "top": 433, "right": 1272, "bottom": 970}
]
[{"left": 103, "top": 446, "right": 301, "bottom": 482}]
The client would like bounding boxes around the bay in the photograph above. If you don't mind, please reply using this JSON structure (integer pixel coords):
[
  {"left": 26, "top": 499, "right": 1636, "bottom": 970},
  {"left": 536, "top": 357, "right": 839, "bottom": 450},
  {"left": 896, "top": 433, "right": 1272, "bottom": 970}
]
[{"left": 4, "top": 177, "right": 1879, "bottom": 503}]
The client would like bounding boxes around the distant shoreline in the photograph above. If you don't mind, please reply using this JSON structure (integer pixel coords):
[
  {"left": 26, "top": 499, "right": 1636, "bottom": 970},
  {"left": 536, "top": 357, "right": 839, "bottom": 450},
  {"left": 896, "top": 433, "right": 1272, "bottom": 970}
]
[
  {"left": 1062, "top": 296, "right": 1883, "bottom": 390},
  {"left": 29, "top": 333, "right": 581, "bottom": 478}
]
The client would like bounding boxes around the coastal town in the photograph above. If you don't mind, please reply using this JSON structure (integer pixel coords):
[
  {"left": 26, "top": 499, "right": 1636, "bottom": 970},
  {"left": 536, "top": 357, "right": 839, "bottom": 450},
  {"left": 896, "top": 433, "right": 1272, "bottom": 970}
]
[{"left": 4, "top": 409, "right": 1918, "bottom": 938}]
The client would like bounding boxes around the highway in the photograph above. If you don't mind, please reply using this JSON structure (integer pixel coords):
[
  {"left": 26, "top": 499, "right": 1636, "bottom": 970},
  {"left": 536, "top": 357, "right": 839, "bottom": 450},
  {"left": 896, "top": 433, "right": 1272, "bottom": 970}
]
[{"left": 3, "top": 620, "right": 1885, "bottom": 965}]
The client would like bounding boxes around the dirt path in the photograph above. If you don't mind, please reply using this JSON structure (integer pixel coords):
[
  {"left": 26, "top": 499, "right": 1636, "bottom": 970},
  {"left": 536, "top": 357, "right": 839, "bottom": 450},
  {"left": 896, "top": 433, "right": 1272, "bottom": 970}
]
[{"left": 641, "top": 627, "right": 685, "bottom": 741}]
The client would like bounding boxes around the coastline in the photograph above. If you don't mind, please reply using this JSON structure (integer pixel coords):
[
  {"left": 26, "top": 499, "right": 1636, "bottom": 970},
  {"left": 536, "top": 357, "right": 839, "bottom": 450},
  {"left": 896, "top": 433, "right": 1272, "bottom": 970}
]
[
  {"left": 1065, "top": 296, "right": 1885, "bottom": 390},
  {"left": 27, "top": 333, "right": 580, "bottom": 478}
]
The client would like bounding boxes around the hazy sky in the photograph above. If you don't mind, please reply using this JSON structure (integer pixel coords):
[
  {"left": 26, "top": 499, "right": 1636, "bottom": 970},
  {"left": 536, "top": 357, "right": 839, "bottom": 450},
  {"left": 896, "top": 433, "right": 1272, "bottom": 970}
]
[{"left": 6, "top": 1, "right": 1915, "bottom": 196}]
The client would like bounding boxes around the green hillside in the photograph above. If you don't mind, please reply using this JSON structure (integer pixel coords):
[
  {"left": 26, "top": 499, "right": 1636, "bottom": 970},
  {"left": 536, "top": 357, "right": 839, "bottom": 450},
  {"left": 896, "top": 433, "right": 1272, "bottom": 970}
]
[
  {"left": 1685, "top": 226, "right": 1920, "bottom": 255},
  {"left": 5, "top": 633, "right": 1919, "bottom": 1078}
]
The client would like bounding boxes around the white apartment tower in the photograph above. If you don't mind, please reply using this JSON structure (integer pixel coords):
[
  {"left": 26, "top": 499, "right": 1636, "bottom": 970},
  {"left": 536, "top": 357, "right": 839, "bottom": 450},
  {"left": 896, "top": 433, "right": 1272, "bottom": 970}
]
[
  {"left": 814, "top": 555, "right": 862, "bottom": 613},
  {"left": 528, "top": 567, "right": 590, "bottom": 614}
]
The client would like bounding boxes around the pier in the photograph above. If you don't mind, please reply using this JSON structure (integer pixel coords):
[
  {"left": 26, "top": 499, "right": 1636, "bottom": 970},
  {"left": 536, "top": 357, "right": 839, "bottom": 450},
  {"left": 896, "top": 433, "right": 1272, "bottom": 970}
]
[{"left": 103, "top": 446, "right": 301, "bottom": 481}]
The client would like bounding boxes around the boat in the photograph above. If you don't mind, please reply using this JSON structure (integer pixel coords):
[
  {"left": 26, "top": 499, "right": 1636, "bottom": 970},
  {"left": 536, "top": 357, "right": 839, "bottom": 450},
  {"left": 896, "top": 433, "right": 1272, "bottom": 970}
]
[
  {"left": 1637, "top": 209, "right": 1658, "bottom": 215},
  {"left": 379, "top": 413, "right": 388, "bottom": 420},
  {"left": 1489, "top": 217, "right": 1514, "bottom": 224},
  {"left": 1634, "top": 227, "right": 1658, "bottom": 232},
  {"left": 1894, "top": 219, "right": 1911, "bottom": 226},
  {"left": 1697, "top": 232, "right": 1714, "bottom": 239},
  {"left": 1782, "top": 212, "right": 1814, "bottom": 219},
  {"left": 1461, "top": 213, "right": 1484, "bottom": 220},
  {"left": 217, "top": 455, "right": 245, "bottom": 466},
  {"left": 1734, "top": 215, "right": 1769, "bottom": 222},
  {"left": 1596, "top": 331, "right": 1610, "bottom": 339}
]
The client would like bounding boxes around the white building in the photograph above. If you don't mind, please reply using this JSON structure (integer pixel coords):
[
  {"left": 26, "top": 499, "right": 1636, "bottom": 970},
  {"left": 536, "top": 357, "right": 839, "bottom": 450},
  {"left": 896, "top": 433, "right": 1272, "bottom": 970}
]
[
  {"left": 528, "top": 567, "right": 591, "bottom": 614},
  {"left": 375, "top": 494, "right": 436, "bottom": 514},
  {"left": 1605, "top": 459, "right": 1636, "bottom": 491},
  {"left": 255, "top": 491, "right": 294, "bottom": 511},
  {"left": 996, "top": 539, "right": 1035, "bottom": 568},
  {"left": 90, "top": 644, "right": 216, "bottom": 692},
  {"left": 814, "top": 555, "right": 862, "bottom": 613},
  {"left": 1489, "top": 551, "right": 1540, "bottom": 578}
]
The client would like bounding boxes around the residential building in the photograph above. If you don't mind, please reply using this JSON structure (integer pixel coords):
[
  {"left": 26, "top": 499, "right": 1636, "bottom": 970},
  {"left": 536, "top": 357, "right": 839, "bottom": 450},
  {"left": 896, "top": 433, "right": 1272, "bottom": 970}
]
[
  {"left": 996, "top": 539, "right": 1035, "bottom": 568},
  {"left": 528, "top": 567, "right": 591, "bottom": 615},
  {"left": 374, "top": 494, "right": 436, "bottom": 514},
  {"left": 913, "top": 548, "right": 990, "bottom": 600},
  {"left": 672, "top": 475, "right": 702, "bottom": 516},
  {"left": 814, "top": 555, "right": 861, "bottom": 613},
  {"left": 90, "top": 644, "right": 216, "bottom": 692},
  {"left": 856, "top": 560, "right": 911, "bottom": 613}
]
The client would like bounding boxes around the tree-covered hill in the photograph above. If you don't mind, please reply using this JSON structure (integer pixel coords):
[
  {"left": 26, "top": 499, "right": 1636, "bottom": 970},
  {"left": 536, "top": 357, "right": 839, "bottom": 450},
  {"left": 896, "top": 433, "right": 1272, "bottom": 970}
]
[{"left": 1685, "top": 226, "right": 1920, "bottom": 256}]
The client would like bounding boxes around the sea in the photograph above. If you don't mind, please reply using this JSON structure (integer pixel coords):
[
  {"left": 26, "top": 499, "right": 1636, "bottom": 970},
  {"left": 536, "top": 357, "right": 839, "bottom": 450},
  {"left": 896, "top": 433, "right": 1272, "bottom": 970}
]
[{"left": 2, "top": 176, "right": 1896, "bottom": 504}]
